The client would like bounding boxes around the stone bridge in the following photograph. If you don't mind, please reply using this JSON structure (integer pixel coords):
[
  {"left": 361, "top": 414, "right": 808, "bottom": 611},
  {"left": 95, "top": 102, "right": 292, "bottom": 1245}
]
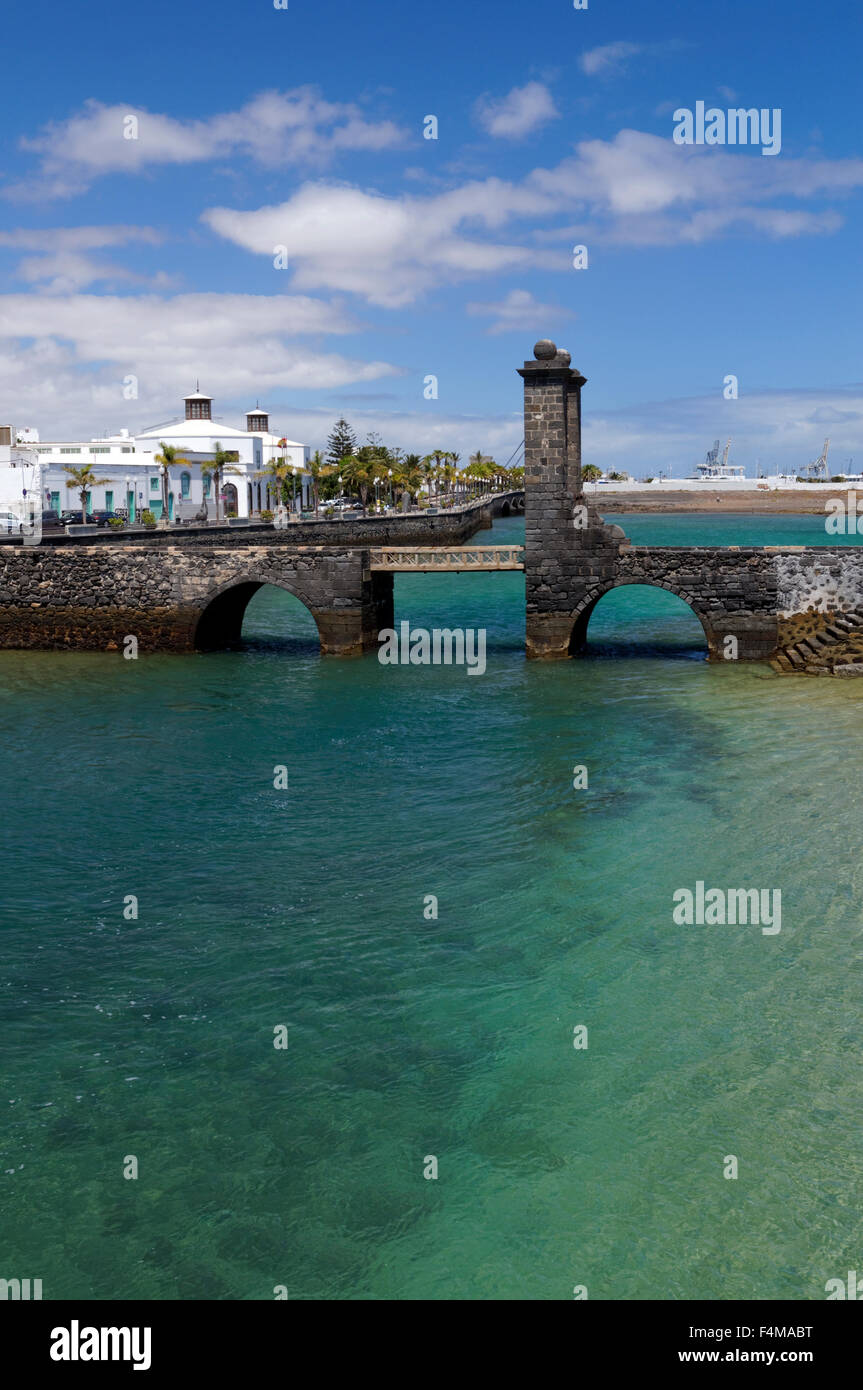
[
  {"left": 0, "top": 493, "right": 522, "bottom": 655},
  {"left": 520, "top": 339, "right": 863, "bottom": 664},
  {"left": 1, "top": 351, "right": 862, "bottom": 668}
]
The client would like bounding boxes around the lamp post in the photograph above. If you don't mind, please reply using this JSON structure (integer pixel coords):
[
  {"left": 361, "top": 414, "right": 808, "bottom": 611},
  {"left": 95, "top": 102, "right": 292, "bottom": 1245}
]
[{"left": 387, "top": 468, "right": 393, "bottom": 510}]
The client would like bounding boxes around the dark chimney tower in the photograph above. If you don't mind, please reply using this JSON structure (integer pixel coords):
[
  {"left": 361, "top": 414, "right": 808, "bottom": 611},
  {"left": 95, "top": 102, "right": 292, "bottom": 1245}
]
[{"left": 184, "top": 383, "right": 212, "bottom": 421}]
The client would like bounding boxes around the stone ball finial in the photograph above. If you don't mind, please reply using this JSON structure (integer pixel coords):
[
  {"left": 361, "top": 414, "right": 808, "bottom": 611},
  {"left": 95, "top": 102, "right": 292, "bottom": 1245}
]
[
  {"left": 557, "top": 348, "right": 571, "bottom": 366},
  {"left": 534, "top": 339, "right": 557, "bottom": 360}
]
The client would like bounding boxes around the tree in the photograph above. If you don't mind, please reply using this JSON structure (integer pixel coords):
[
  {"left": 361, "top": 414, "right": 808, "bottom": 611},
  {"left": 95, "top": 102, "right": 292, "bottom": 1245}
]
[
  {"left": 339, "top": 453, "right": 376, "bottom": 513},
  {"left": 440, "top": 454, "right": 457, "bottom": 504},
  {"left": 392, "top": 455, "right": 423, "bottom": 511},
  {"left": 465, "top": 453, "right": 497, "bottom": 499},
  {"left": 153, "top": 443, "right": 191, "bottom": 525},
  {"left": 326, "top": 418, "right": 356, "bottom": 467},
  {"left": 421, "top": 452, "right": 447, "bottom": 506},
  {"left": 307, "top": 450, "right": 329, "bottom": 517},
  {"left": 581, "top": 465, "right": 603, "bottom": 483},
  {"left": 63, "top": 464, "right": 110, "bottom": 522},
  {"left": 262, "top": 457, "right": 291, "bottom": 511},
  {"left": 210, "top": 442, "right": 234, "bottom": 523},
  {"left": 198, "top": 459, "right": 213, "bottom": 519}
]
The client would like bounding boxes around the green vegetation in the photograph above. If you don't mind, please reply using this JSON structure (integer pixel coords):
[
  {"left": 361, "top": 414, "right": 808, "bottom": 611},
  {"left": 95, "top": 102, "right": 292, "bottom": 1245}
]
[
  {"left": 307, "top": 422, "right": 521, "bottom": 514},
  {"left": 62, "top": 463, "right": 111, "bottom": 520}
]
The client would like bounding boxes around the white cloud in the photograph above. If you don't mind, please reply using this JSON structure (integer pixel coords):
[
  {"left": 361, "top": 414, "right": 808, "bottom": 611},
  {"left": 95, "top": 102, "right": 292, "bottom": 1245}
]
[
  {"left": 6, "top": 89, "right": 407, "bottom": 200},
  {"left": 579, "top": 42, "right": 644, "bottom": 77},
  {"left": 14, "top": 253, "right": 170, "bottom": 294},
  {"left": 203, "top": 131, "right": 863, "bottom": 306},
  {"left": 229, "top": 385, "right": 863, "bottom": 472},
  {"left": 583, "top": 385, "right": 863, "bottom": 477},
  {"left": 0, "top": 292, "right": 402, "bottom": 437},
  {"left": 475, "top": 82, "right": 559, "bottom": 139},
  {"left": 529, "top": 130, "right": 863, "bottom": 235},
  {"left": 467, "top": 288, "right": 573, "bottom": 335},
  {"left": 202, "top": 182, "right": 543, "bottom": 308},
  {"left": 282, "top": 404, "right": 526, "bottom": 463},
  {"left": 0, "top": 225, "right": 161, "bottom": 251},
  {"left": 0, "top": 225, "right": 167, "bottom": 292}
]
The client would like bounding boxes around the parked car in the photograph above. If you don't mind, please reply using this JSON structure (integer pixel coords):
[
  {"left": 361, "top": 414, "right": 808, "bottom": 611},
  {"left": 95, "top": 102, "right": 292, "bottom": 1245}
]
[
  {"left": 0, "top": 510, "right": 21, "bottom": 533},
  {"left": 90, "top": 510, "right": 122, "bottom": 527},
  {"left": 41, "top": 510, "right": 63, "bottom": 530},
  {"left": 60, "top": 509, "right": 84, "bottom": 525}
]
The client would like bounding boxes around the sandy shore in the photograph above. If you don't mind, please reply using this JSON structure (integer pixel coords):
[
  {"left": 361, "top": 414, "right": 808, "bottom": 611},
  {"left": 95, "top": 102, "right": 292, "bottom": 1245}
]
[{"left": 592, "top": 489, "right": 851, "bottom": 514}]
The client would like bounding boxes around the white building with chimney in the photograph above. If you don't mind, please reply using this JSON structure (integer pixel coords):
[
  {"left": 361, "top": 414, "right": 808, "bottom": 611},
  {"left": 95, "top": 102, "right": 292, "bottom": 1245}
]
[{"left": 0, "top": 388, "right": 309, "bottom": 523}]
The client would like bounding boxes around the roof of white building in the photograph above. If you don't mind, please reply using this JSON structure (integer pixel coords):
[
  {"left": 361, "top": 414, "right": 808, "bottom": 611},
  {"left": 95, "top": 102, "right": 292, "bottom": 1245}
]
[{"left": 136, "top": 417, "right": 248, "bottom": 440}]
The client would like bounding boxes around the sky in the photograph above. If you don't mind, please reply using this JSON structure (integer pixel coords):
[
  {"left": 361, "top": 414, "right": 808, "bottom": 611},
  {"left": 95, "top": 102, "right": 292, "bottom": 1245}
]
[{"left": 1, "top": 0, "right": 861, "bottom": 476}]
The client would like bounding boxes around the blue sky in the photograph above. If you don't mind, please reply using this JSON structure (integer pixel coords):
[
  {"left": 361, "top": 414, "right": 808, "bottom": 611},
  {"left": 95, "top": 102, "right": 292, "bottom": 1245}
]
[{"left": 1, "top": 0, "right": 861, "bottom": 475}]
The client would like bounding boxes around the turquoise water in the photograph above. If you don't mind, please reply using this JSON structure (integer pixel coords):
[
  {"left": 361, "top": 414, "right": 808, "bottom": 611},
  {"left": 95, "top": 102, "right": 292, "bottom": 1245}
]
[{"left": 1, "top": 513, "right": 861, "bottom": 1301}]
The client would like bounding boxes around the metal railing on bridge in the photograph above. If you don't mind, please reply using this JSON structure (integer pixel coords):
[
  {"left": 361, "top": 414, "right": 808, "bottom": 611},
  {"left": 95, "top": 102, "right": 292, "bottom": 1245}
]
[{"left": 369, "top": 545, "right": 524, "bottom": 572}]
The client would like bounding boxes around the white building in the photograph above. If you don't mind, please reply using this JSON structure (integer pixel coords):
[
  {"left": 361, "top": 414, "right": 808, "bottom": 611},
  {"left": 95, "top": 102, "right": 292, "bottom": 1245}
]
[{"left": 0, "top": 389, "right": 309, "bottom": 523}]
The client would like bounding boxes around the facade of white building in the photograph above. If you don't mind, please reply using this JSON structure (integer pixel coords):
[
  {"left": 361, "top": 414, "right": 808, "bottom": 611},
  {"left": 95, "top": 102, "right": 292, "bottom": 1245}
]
[{"left": 0, "top": 390, "right": 309, "bottom": 523}]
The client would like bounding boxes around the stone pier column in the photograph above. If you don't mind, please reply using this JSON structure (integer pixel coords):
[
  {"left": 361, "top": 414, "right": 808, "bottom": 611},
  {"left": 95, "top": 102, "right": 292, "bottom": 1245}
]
[
  {"left": 519, "top": 339, "right": 627, "bottom": 658},
  {"left": 313, "top": 564, "right": 394, "bottom": 655}
]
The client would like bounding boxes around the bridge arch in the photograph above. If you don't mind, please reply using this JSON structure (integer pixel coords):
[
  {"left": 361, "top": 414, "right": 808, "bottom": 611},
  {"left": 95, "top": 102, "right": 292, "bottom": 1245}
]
[
  {"left": 192, "top": 575, "right": 323, "bottom": 651},
  {"left": 568, "top": 579, "right": 717, "bottom": 656}
]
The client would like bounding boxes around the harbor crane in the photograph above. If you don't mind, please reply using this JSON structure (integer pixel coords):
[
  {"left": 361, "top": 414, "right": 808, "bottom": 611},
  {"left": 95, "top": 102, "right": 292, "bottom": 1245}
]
[{"left": 807, "top": 439, "right": 830, "bottom": 479}]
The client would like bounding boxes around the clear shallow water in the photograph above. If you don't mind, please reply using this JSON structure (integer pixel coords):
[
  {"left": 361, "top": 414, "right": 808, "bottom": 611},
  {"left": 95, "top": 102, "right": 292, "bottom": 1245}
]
[{"left": 1, "top": 514, "right": 861, "bottom": 1301}]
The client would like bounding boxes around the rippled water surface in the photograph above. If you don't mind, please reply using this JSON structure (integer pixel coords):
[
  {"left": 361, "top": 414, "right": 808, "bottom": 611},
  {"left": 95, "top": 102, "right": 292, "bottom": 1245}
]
[{"left": 1, "top": 513, "right": 861, "bottom": 1299}]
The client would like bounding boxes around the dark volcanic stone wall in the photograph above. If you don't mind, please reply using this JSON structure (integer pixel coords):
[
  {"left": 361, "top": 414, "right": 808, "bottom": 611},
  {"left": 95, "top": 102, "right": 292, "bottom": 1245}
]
[
  {"left": 516, "top": 339, "right": 863, "bottom": 662},
  {"left": 0, "top": 494, "right": 523, "bottom": 654},
  {"left": 0, "top": 544, "right": 393, "bottom": 655},
  {"left": 519, "top": 341, "right": 633, "bottom": 657}
]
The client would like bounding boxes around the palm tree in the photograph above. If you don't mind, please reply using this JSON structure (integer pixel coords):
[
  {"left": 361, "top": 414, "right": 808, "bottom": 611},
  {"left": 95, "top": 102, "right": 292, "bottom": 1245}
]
[
  {"left": 308, "top": 450, "right": 328, "bottom": 518},
  {"left": 420, "top": 454, "right": 440, "bottom": 506},
  {"left": 440, "top": 454, "right": 457, "bottom": 505},
  {"left": 63, "top": 464, "right": 110, "bottom": 523},
  {"left": 448, "top": 452, "right": 461, "bottom": 501},
  {"left": 339, "top": 452, "right": 375, "bottom": 513},
  {"left": 261, "top": 456, "right": 293, "bottom": 513},
  {"left": 466, "top": 452, "right": 496, "bottom": 499},
  {"left": 210, "top": 442, "right": 234, "bottom": 523},
  {"left": 198, "top": 459, "right": 213, "bottom": 520},
  {"left": 153, "top": 443, "right": 191, "bottom": 527},
  {"left": 391, "top": 456, "right": 423, "bottom": 511}
]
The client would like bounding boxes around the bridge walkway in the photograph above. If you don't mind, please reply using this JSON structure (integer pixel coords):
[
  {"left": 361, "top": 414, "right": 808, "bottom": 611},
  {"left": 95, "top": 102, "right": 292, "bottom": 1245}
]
[{"left": 369, "top": 545, "right": 524, "bottom": 572}]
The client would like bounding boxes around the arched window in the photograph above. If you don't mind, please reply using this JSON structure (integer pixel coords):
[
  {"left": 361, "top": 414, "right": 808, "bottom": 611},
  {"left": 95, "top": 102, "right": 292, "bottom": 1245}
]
[{"left": 181, "top": 472, "right": 191, "bottom": 498}]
